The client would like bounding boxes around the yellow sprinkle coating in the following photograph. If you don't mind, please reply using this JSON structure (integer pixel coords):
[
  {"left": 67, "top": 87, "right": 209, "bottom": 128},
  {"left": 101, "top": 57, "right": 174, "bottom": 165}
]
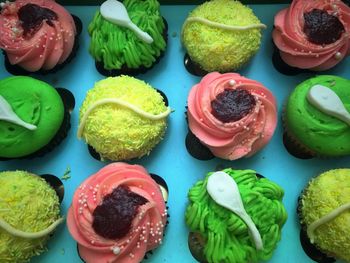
[
  {"left": 79, "top": 76, "right": 168, "bottom": 161},
  {"left": 182, "top": 0, "right": 263, "bottom": 72},
  {"left": 301, "top": 169, "right": 350, "bottom": 261},
  {"left": 0, "top": 171, "right": 61, "bottom": 263}
]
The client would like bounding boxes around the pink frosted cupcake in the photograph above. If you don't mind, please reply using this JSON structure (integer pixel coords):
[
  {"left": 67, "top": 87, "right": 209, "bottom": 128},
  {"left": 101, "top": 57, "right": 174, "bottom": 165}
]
[
  {"left": 186, "top": 72, "right": 277, "bottom": 160},
  {"left": 272, "top": 0, "right": 350, "bottom": 74},
  {"left": 67, "top": 163, "right": 168, "bottom": 263},
  {"left": 0, "top": 0, "right": 82, "bottom": 74}
]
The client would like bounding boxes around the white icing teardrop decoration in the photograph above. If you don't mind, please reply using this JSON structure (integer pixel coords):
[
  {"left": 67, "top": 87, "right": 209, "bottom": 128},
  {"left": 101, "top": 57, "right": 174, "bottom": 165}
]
[
  {"left": 206, "top": 171, "right": 263, "bottom": 250},
  {"left": 307, "top": 84, "right": 350, "bottom": 126},
  {"left": 0, "top": 95, "right": 37, "bottom": 130},
  {"left": 100, "top": 0, "right": 153, "bottom": 44}
]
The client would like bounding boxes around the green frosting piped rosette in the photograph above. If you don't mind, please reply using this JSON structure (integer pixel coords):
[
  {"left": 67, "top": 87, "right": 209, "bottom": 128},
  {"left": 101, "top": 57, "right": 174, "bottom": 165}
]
[
  {"left": 186, "top": 168, "right": 287, "bottom": 263},
  {"left": 88, "top": 0, "right": 166, "bottom": 72}
]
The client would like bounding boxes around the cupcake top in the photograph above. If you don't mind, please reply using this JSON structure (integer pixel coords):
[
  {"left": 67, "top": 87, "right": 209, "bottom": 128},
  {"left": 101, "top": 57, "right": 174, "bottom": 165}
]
[
  {"left": 187, "top": 72, "right": 277, "bottom": 160},
  {"left": 88, "top": 0, "right": 166, "bottom": 71},
  {"left": 186, "top": 168, "right": 287, "bottom": 263},
  {"left": 0, "top": 0, "right": 77, "bottom": 72},
  {"left": 67, "top": 162, "right": 168, "bottom": 263},
  {"left": 0, "top": 76, "right": 64, "bottom": 158},
  {"left": 0, "top": 170, "right": 63, "bottom": 263},
  {"left": 182, "top": 0, "right": 265, "bottom": 72},
  {"left": 273, "top": 0, "right": 350, "bottom": 71},
  {"left": 285, "top": 75, "right": 350, "bottom": 156},
  {"left": 300, "top": 169, "right": 350, "bottom": 261},
  {"left": 78, "top": 76, "right": 170, "bottom": 161}
]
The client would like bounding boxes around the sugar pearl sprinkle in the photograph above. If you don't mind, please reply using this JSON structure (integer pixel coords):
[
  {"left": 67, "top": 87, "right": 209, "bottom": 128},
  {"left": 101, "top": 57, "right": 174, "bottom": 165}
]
[
  {"left": 228, "top": 80, "right": 236, "bottom": 86},
  {"left": 111, "top": 246, "right": 121, "bottom": 255},
  {"left": 335, "top": 52, "right": 342, "bottom": 60}
]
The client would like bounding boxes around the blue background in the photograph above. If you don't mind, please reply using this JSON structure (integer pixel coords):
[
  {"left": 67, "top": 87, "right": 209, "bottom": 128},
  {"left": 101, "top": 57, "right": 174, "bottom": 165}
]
[{"left": 1, "top": 4, "right": 349, "bottom": 263}]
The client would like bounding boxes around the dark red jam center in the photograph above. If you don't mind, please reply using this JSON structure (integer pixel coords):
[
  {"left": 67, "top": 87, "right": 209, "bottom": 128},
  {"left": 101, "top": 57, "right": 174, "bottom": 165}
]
[
  {"left": 211, "top": 89, "right": 256, "bottom": 123},
  {"left": 92, "top": 185, "right": 148, "bottom": 239},
  {"left": 303, "top": 9, "right": 345, "bottom": 45},
  {"left": 18, "top": 4, "right": 58, "bottom": 37}
]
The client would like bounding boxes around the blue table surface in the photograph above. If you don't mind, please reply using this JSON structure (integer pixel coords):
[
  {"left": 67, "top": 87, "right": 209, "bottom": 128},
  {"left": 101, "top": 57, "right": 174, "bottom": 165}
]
[{"left": 1, "top": 4, "right": 349, "bottom": 263}]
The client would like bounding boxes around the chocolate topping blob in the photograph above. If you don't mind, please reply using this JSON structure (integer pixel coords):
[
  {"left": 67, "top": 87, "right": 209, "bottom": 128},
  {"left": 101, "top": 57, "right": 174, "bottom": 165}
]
[
  {"left": 92, "top": 185, "right": 148, "bottom": 239},
  {"left": 211, "top": 89, "right": 256, "bottom": 123},
  {"left": 303, "top": 9, "right": 345, "bottom": 45},
  {"left": 18, "top": 4, "right": 58, "bottom": 37}
]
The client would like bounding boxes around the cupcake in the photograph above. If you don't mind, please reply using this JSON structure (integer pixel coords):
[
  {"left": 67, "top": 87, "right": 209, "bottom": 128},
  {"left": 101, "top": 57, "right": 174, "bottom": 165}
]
[
  {"left": 186, "top": 168, "right": 287, "bottom": 263},
  {"left": 88, "top": 0, "right": 167, "bottom": 76},
  {"left": 77, "top": 76, "right": 171, "bottom": 161},
  {"left": 284, "top": 75, "right": 350, "bottom": 158},
  {"left": 272, "top": 0, "right": 350, "bottom": 74},
  {"left": 181, "top": 0, "right": 266, "bottom": 75},
  {"left": 298, "top": 169, "right": 350, "bottom": 262},
  {"left": 67, "top": 162, "right": 168, "bottom": 263},
  {"left": 186, "top": 72, "right": 277, "bottom": 161},
  {"left": 0, "top": 170, "right": 64, "bottom": 263},
  {"left": 0, "top": 0, "right": 82, "bottom": 75},
  {"left": 0, "top": 76, "right": 74, "bottom": 160}
]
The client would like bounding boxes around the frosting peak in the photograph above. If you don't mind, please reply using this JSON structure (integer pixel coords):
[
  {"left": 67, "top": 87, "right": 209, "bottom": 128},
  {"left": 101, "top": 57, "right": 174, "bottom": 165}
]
[
  {"left": 187, "top": 72, "right": 277, "bottom": 160},
  {"left": 67, "top": 163, "right": 167, "bottom": 263}
]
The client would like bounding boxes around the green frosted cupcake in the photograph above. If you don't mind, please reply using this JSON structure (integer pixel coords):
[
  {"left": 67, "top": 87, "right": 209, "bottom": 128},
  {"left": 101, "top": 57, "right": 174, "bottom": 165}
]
[
  {"left": 0, "top": 76, "right": 73, "bottom": 160},
  {"left": 78, "top": 76, "right": 171, "bottom": 161},
  {"left": 284, "top": 75, "right": 350, "bottom": 158},
  {"left": 299, "top": 169, "right": 350, "bottom": 262},
  {"left": 0, "top": 171, "right": 63, "bottom": 263},
  {"left": 182, "top": 0, "right": 265, "bottom": 74},
  {"left": 185, "top": 168, "right": 287, "bottom": 263},
  {"left": 88, "top": 0, "right": 167, "bottom": 76}
]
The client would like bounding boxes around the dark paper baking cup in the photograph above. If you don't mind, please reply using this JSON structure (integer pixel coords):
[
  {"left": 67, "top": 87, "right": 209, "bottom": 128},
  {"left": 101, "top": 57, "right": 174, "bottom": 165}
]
[
  {"left": 281, "top": 103, "right": 315, "bottom": 159},
  {"left": 3, "top": 14, "right": 82, "bottom": 76},
  {"left": 271, "top": 42, "right": 311, "bottom": 76},
  {"left": 281, "top": 102, "right": 339, "bottom": 159},
  {"left": 0, "top": 88, "right": 75, "bottom": 161},
  {"left": 184, "top": 111, "right": 214, "bottom": 161},
  {"left": 95, "top": 17, "right": 168, "bottom": 77}
]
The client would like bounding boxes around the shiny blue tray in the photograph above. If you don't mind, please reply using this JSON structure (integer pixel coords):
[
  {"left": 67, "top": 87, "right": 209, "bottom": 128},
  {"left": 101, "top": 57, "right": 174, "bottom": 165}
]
[{"left": 1, "top": 4, "right": 349, "bottom": 263}]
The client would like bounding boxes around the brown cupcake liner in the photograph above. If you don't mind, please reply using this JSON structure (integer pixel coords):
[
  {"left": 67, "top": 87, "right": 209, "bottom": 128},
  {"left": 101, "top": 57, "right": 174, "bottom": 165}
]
[
  {"left": 95, "top": 17, "right": 168, "bottom": 77},
  {"left": 281, "top": 102, "right": 316, "bottom": 159},
  {"left": 40, "top": 174, "right": 65, "bottom": 204},
  {"left": 3, "top": 14, "right": 82, "bottom": 76},
  {"left": 0, "top": 88, "right": 75, "bottom": 161},
  {"left": 183, "top": 53, "right": 209, "bottom": 77},
  {"left": 271, "top": 40, "right": 311, "bottom": 76},
  {"left": 282, "top": 101, "right": 341, "bottom": 159},
  {"left": 184, "top": 110, "right": 215, "bottom": 161}
]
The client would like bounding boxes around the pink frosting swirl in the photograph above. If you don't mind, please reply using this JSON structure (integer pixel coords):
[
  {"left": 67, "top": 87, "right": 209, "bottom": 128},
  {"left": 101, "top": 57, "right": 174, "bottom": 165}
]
[
  {"left": 0, "top": 0, "right": 76, "bottom": 72},
  {"left": 272, "top": 0, "right": 350, "bottom": 71},
  {"left": 67, "top": 163, "right": 167, "bottom": 263},
  {"left": 187, "top": 72, "right": 277, "bottom": 160}
]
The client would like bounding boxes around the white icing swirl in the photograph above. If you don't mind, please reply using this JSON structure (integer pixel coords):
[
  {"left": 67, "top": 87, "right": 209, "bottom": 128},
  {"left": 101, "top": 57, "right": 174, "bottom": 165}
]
[
  {"left": 307, "top": 202, "right": 350, "bottom": 243},
  {"left": 77, "top": 98, "right": 171, "bottom": 138}
]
